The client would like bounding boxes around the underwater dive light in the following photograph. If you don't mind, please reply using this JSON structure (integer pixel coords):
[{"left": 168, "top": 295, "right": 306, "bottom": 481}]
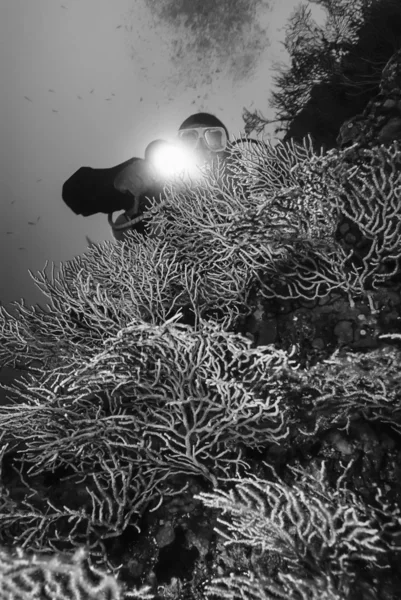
[{"left": 148, "top": 140, "right": 204, "bottom": 182}]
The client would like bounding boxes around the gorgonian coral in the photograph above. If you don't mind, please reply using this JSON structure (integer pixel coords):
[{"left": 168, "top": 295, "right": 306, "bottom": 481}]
[
  {"left": 142, "top": 136, "right": 401, "bottom": 310},
  {"left": 0, "top": 304, "right": 298, "bottom": 568},
  {"left": 196, "top": 459, "right": 401, "bottom": 600},
  {"left": 0, "top": 545, "right": 152, "bottom": 600}
]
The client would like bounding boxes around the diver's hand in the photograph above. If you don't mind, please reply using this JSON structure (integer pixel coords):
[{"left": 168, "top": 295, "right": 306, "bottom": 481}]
[{"left": 114, "top": 159, "right": 155, "bottom": 198}]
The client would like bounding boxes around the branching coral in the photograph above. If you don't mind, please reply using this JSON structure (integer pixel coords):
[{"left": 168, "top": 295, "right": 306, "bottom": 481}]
[
  {"left": 142, "top": 135, "right": 341, "bottom": 303},
  {"left": 0, "top": 309, "right": 299, "bottom": 566},
  {"left": 196, "top": 459, "right": 401, "bottom": 599},
  {"left": 0, "top": 239, "right": 243, "bottom": 372},
  {"left": 294, "top": 345, "right": 401, "bottom": 437},
  {"left": 0, "top": 319, "right": 296, "bottom": 485},
  {"left": 0, "top": 434, "right": 176, "bottom": 571},
  {"left": 330, "top": 142, "right": 401, "bottom": 289},
  {"left": 0, "top": 545, "right": 153, "bottom": 600},
  {"left": 143, "top": 136, "right": 401, "bottom": 310}
]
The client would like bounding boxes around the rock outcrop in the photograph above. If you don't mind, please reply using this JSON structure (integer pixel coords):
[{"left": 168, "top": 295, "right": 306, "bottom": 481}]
[{"left": 337, "top": 48, "right": 401, "bottom": 148}]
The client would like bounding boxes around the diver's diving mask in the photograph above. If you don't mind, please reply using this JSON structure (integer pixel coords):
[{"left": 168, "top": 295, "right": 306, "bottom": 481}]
[{"left": 177, "top": 127, "right": 228, "bottom": 152}]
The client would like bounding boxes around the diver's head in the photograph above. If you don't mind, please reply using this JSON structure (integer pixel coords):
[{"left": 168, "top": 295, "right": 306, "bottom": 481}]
[{"left": 177, "top": 113, "right": 229, "bottom": 167}]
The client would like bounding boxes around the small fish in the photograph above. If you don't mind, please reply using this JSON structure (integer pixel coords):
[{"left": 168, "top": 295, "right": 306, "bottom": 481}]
[
  {"left": 105, "top": 98, "right": 112, "bottom": 101},
  {"left": 28, "top": 221, "right": 36, "bottom": 225},
  {"left": 10, "top": 200, "right": 15, "bottom": 204},
  {"left": 6, "top": 232, "right": 13, "bottom": 235},
  {"left": 77, "top": 95, "right": 82, "bottom": 99},
  {"left": 90, "top": 89, "right": 94, "bottom": 93},
  {"left": 48, "top": 89, "right": 55, "bottom": 93},
  {"left": 36, "top": 216, "right": 41, "bottom": 222},
  {"left": 61, "top": 5, "right": 67, "bottom": 8},
  {"left": 111, "top": 93, "right": 115, "bottom": 96},
  {"left": 116, "top": 25, "right": 122, "bottom": 28},
  {"left": 19, "top": 247, "right": 26, "bottom": 250},
  {"left": 52, "top": 109, "right": 58, "bottom": 113},
  {"left": 24, "top": 96, "right": 32, "bottom": 102},
  {"left": 140, "top": 97, "right": 143, "bottom": 101},
  {"left": 36, "top": 178, "right": 42, "bottom": 182}
]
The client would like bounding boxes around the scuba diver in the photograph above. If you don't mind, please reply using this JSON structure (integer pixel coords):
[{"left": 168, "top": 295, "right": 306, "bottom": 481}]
[{"left": 61, "top": 112, "right": 233, "bottom": 242}]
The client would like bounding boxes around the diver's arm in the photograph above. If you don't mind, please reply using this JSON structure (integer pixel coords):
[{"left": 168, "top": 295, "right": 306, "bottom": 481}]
[{"left": 62, "top": 157, "right": 140, "bottom": 217}]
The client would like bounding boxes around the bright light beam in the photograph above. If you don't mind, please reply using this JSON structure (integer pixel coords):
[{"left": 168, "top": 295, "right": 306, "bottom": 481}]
[{"left": 151, "top": 143, "right": 201, "bottom": 181}]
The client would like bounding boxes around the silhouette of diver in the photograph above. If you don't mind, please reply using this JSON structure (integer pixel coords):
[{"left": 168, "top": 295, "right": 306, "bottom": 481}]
[{"left": 62, "top": 112, "right": 235, "bottom": 243}]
